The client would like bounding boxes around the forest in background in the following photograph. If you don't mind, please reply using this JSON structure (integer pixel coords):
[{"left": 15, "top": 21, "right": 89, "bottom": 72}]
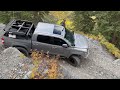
[{"left": 0, "top": 11, "right": 120, "bottom": 53}]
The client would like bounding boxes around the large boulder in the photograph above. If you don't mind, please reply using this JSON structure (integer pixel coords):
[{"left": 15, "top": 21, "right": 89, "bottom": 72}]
[{"left": 0, "top": 47, "right": 34, "bottom": 79}]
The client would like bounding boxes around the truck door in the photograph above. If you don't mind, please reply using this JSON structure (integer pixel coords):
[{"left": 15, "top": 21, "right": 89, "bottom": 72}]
[
  {"left": 50, "top": 37, "right": 70, "bottom": 57},
  {"left": 32, "top": 35, "right": 52, "bottom": 53}
]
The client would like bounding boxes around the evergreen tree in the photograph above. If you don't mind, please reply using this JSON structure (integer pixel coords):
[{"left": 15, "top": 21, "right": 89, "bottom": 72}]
[
  {"left": 73, "top": 11, "right": 95, "bottom": 34},
  {"left": 0, "top": 11, "right": 49, "bottom": 24}
]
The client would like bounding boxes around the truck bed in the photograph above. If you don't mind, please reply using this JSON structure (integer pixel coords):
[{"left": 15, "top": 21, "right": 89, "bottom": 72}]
[{"left": 3, "top": 19, "right": 35, "bottom": 39}]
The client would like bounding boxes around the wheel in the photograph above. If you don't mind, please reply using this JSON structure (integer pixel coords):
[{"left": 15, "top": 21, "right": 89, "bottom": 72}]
[
  {"left": 16, "top": 47, "right": 29, "bottom": 57},
  {"left": 68, "top": 55, "right": 81, "bottom": 67}
]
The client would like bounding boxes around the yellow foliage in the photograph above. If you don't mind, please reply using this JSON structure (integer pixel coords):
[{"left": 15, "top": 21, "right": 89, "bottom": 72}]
[
  {"left": 30, "top": 67, "right": 38, "bottom": 78},
  {"left": 57, "top": 19, "right": 63, "bottom": 25},
  {"left": 47, "top": 60, "right": 58, "bottom": 79},
  {"left": 65, "top": 20, "right": 75, "bottom": 30},
  {"left": 30, "top": 50, "right": 63, "bottom": 79},
  {"left": 19, "top": 53, "right": 26, "bottom": 59},
  {"left": 57, "top": 19, "right": 75, "bottom": 30},
  {"left": 49, "top": 11, "right": 74, "bottom": 30},
  {"left": 49, "top": 11, "right": 72, "bottom": 20},
  {"left": 90, "top": 16, "right": 96, "bottom": 20}
]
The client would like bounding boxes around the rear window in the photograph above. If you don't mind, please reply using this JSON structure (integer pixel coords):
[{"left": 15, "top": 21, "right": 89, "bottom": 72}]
[{"left": 37, "top": 35, "right": 51, "bottom": 44}]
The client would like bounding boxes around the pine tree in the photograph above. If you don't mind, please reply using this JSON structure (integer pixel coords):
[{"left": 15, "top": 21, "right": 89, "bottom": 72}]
[
  {"left": 0, "top": 11, "right": 49, "bottom": 24},
  {"left": 73, "top": 11, "right": 95, "bottom": 34}
]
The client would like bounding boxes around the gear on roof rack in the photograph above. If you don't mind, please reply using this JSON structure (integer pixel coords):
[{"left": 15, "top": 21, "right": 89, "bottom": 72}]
[{"left": 4, "top": 19, "right": 35, "bottom": 37}]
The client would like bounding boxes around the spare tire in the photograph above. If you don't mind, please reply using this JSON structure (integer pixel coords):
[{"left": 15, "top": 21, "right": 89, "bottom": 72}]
[
  {"left": 68, "top": 55, "right": 81, "bottom": 67},
  {"left": 16, "top": 47, "right": 29, "bottom": 57}
]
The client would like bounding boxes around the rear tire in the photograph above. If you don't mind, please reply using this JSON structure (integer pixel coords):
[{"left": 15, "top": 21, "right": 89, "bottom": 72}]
[
  {"left": 68, "top": 55, "right": 81, "bottom": 67},
  {"left": 16, "top": 47, "right": 29, "bottom": 57}
]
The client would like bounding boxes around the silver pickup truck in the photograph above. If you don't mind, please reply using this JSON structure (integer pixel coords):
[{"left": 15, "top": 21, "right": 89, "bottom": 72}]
[{"left": 1, "top": 19, "right": 89, "bottom": 67}]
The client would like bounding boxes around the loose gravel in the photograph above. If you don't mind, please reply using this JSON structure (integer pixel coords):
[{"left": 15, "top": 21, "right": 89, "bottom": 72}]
[{"left": 59, "top": 37, "right": 120, "bottom": 79}]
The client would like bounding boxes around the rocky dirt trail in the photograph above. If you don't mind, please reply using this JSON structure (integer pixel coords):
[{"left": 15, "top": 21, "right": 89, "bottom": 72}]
[
  {"left": 1, "top": 23, "right": 120, "bottom": 79},
  {"left": 59, "top": 38, "right": 120, "bottom": 79}
]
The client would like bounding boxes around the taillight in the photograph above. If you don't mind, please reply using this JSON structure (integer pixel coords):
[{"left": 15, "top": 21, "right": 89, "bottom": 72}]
[{"left": 1, "top": 37, "right": 4, "bottom": 44}]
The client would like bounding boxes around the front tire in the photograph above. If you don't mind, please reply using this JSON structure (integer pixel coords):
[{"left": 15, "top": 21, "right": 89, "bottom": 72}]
[{"left": 68, "top": 55, "right": 81, "bottom": 67}]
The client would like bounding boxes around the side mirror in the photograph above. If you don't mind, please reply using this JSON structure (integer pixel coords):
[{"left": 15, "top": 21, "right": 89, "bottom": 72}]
[{"left": 62, "top": 44, "right": 68, "bottom": 48}]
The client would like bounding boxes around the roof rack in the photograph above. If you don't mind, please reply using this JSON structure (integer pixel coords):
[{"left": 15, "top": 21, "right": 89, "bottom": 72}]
[{"left": 7, "top": 19, "right": 34, "bottom": 36}]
